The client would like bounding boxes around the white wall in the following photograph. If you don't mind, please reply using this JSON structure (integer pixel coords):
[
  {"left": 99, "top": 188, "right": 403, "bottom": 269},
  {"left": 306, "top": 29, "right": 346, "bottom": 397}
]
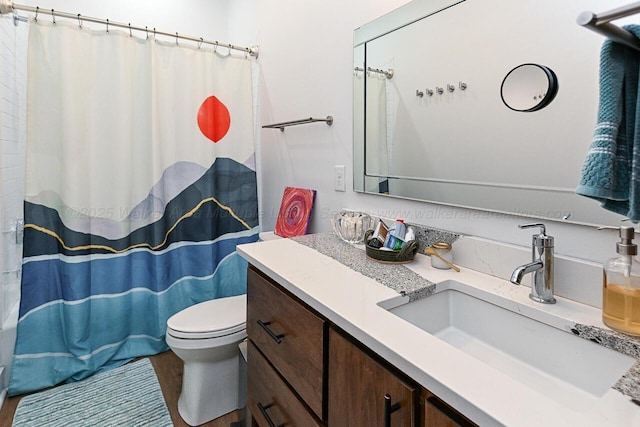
[{"left": 229, "top": 0, "right": 636, "bottom": 267}]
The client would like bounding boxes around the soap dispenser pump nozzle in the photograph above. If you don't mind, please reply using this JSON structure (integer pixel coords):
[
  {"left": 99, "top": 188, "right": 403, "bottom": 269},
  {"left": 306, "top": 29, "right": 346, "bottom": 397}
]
[{"left": 598, "top": 226, "right": 638, "bottom": 256}]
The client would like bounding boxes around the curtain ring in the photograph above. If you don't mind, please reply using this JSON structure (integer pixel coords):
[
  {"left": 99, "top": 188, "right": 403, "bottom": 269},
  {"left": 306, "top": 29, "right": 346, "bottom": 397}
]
[
  {"left": 153, "top": 28, "right": 156, "bottom": 41},
  {"left": 77, "top": 14, "right": 82, "bottom": 29},
  {"left": 214, "top": 41, "right": 218, "bottom": 53},
  {"left": 34, "top": 6, "right": 38, "bottom": 22},
  {"left": 51, "top": 9, "right": 55, "bottom": 25},
  {"left": 106, "top": 19, "right": 109, "bottom": 33},
  {"left": 227, "top": 44, "right": 232, "bottom": 55},
  {"left": 129, "top": 23, "right": 132, "bottom": 37},
  {"left": 244, "top": 49, "right": 248, "bottom": 59},
  {"left": 145, "top": 26, "right": 149, "bottom": 39},
  {"left": 175, "top": 32, "right": 179, "bottom": 46},
  {"left": 197, "top": 37, "right": 203, "bottom": 49}
]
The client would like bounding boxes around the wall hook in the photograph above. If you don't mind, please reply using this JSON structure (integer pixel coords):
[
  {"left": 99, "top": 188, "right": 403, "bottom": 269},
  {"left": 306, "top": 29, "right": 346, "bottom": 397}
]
[
  {"left": 436, "top": 87, "right": 444, "bottom": 95},
  {"left": 459, "top": 81, "right": 468, "bottom": 90},
  {"left": 416, "top": 90, "right": 424, "bottom": 97},
  {"left": 447, "top": 84, "right": 455, "bottom": 92},
  {"left": 426, "top": 89, "right": 434, "bottom": 96}
]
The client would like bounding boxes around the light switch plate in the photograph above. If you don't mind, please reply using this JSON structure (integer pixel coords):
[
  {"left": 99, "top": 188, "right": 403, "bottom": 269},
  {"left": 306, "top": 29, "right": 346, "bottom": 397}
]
[{"left": 334, "top": 165, "right": 346, "bottom": 192}]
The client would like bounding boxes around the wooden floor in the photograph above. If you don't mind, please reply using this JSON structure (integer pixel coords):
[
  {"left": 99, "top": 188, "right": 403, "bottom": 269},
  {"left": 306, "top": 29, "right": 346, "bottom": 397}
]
[{"left": 0, "top": 350, "right": 242, "bottom": 427}]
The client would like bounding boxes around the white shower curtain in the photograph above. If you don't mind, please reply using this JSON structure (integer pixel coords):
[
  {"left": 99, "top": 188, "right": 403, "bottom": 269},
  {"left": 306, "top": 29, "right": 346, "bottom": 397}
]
[{"left": 11, "top": 19, "right": 259, "bottom": 395}]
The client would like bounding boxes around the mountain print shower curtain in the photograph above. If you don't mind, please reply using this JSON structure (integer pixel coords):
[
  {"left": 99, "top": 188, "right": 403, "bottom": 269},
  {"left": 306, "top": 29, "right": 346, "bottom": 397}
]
[{"left": 9, "top": 19, "right": 259, "bottom": 395}]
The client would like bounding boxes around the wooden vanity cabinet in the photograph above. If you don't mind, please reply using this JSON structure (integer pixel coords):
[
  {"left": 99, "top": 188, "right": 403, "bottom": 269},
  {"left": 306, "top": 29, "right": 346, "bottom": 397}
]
[
  {"left": 246, "top": 264, "right": 476, "bottom": 427},
  {"left": 328, "top": 327, "right": 419, "bottom": 427}
]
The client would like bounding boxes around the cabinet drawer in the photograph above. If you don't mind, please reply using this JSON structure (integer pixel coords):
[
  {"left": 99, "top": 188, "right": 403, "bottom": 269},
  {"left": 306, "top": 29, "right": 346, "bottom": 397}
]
[
  {"left": 248, "top": 341, "right": 323, "bottom": 427},
  {"left": 247, "top": 266, "right": 326, "bottom": 419}
]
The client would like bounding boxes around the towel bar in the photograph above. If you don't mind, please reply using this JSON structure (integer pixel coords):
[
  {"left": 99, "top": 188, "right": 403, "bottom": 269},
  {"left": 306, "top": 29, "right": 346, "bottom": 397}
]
[
  {"left": 578, "top": 2, "right": 640, "bottom": 51},
  {"left": 262, "top": 116, "right": 334, "bottom": 132}
]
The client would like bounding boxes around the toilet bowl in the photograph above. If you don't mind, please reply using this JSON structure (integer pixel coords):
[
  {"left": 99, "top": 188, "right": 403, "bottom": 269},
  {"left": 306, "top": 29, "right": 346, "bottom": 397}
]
[{"left": 166, "top": 294, "right": 247, "bottom": 426}]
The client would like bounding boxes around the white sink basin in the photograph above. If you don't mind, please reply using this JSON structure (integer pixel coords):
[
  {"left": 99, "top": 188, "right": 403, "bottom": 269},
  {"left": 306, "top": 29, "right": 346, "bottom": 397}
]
[{"left": 384, "top": 280, "right": 636, "bottom": 404}]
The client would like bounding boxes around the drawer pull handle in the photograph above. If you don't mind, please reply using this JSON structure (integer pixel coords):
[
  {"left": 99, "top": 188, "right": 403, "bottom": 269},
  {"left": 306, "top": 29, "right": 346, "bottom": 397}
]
[
  {"left": 384, "top": 393, "right": 401, "bottom": 427},
  {"left": 257, "top": 401, "right": 283, "bottom": 427},
  {"left": 257, "top": 319, "right": 285, "bottom": 343}
]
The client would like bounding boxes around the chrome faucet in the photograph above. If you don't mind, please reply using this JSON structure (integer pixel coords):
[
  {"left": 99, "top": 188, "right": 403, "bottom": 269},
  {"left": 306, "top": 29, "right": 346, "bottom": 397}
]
[{"left": 510, "top": 223, "right": 556, "bottom": 304}]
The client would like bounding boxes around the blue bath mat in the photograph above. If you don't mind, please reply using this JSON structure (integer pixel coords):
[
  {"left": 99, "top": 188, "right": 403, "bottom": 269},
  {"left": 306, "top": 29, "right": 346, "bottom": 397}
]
[{"left": 12, "top": 358, "right": 172, "bottom": 426}]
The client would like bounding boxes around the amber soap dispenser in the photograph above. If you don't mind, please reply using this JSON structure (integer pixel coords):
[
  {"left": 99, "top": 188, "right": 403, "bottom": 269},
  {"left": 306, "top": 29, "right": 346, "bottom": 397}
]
[{"left": 601, "top": 226, "right": 640, "bottom": 336}]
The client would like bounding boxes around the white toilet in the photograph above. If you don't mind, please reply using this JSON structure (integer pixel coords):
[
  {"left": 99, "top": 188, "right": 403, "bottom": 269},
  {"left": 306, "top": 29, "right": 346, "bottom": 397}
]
[{"left": 166, "top": 294, "right": 247, "bottom": 426}]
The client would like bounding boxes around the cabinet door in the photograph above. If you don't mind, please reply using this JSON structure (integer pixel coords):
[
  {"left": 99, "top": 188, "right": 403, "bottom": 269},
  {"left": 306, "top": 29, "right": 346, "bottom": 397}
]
[
  {"left": 328, "top": 327, "right": 418, "bottom": 427},
  {"left": 422, "top": 390, "right": 477, "bottom": 427}
]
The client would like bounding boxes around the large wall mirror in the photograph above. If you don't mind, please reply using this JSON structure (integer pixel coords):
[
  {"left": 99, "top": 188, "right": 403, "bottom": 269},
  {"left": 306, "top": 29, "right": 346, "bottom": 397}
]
[{"left": 353, "top": 0, "right": 628, "bottom": 226}]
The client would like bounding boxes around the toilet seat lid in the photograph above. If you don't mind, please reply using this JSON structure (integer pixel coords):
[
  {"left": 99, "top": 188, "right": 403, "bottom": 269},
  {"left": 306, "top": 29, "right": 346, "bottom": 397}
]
[{"left": 167, "top": 294, "right": 246, "bottom": 339}]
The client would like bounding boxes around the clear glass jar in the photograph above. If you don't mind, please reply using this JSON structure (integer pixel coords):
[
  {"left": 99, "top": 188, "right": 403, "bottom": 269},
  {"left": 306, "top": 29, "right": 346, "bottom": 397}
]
[
  {"left": 331, "top": 210, "right": 373, "bottom": 244},
  {"left": 431, "top": 242, "right": 453, "bottom": 269}
]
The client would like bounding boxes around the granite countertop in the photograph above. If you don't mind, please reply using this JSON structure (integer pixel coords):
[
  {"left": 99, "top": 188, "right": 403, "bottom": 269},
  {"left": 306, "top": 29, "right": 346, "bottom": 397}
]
[
  {"left": 239, "top": 232, "right": 640, "bottom": 426},
  {"left": 292, "top": 233, "right": 437, "bottom": 301}
]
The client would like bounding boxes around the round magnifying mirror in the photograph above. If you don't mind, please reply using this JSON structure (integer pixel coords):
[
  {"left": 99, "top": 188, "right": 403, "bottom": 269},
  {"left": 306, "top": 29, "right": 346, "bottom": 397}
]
[{"left": 500, "top": 64, "right": 558, "bottom": 112}]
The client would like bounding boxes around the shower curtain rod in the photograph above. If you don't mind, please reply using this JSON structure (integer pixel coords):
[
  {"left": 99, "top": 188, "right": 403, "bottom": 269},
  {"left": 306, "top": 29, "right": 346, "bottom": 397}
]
[
  {"left": 578, "top": 1, "right": 640, "bottom": 52},
  {"left": 5, "top": 3, "right": 259, "bottom": 58}
]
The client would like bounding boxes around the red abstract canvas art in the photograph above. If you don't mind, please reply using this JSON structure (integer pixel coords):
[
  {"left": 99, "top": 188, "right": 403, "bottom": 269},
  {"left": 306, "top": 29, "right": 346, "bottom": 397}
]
[{"left": 274, "top": 187, "right": 316, "bottom": 237}]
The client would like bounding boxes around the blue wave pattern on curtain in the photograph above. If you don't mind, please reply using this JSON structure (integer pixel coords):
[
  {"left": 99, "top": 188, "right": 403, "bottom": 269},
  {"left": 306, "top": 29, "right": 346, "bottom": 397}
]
[{"left": 10, "top": 20, "right": 258, "bottom": 395}]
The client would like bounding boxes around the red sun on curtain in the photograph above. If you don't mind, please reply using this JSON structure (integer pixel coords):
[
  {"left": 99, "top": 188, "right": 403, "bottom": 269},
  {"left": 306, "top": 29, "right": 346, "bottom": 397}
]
[{"left": 197, "top": 96, "right": 231, "bottom": 142}]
